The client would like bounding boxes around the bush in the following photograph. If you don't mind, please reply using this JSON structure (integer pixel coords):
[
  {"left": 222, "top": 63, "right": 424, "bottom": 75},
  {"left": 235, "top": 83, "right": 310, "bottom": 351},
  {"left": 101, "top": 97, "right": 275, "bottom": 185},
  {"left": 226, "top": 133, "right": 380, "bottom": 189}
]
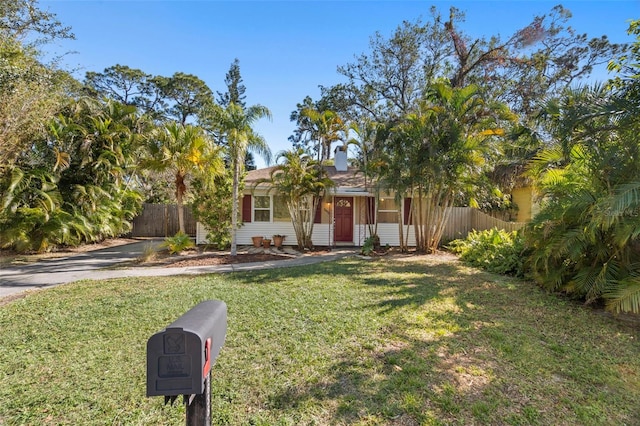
[
  {"left": 162, "top": 231, "right": 195, "bottom": 254},
  {"left": 361, "top": 236, "right": 375, "bottom": 256},
  {"left": 448, "top": 228, "right": 526, "bottom": 277}
]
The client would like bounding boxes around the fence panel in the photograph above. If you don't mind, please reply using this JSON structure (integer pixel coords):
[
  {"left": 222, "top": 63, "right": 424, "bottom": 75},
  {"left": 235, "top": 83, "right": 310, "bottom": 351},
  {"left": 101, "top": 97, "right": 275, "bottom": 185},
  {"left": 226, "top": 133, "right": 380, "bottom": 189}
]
[
  {"left": 415, "top": 207, "right": 524, "bottom": 243},
  {"left": 470, "top": 209, "right": 525, "bottom": 233},
  {"left": 131, "top": 204, "right": 196, "bottom": 237},
  {"left": 443, "top": 207, "right": 474, "bottom": 240}
]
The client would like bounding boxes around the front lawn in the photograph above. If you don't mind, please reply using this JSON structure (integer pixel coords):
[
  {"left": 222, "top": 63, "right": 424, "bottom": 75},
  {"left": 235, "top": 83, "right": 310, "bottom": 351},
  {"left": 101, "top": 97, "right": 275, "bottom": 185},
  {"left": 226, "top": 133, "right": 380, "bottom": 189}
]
[{"left": 1, "top": 255, "right": 638, "bottom": 425}]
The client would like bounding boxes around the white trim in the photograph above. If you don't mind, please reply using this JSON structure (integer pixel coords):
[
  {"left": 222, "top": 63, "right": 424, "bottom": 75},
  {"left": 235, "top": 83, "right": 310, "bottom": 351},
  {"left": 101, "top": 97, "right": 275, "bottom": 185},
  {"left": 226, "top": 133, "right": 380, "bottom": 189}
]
[{"left": 334, "top": 187, "right": 372, "bottom": 196}]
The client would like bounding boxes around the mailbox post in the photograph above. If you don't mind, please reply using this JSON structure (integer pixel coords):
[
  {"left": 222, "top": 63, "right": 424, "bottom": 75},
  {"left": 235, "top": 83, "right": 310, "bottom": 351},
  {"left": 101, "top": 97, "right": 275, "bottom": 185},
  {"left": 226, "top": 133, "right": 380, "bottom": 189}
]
[{"left": 147, "top": 300, "right": 227, "bottom": 425}]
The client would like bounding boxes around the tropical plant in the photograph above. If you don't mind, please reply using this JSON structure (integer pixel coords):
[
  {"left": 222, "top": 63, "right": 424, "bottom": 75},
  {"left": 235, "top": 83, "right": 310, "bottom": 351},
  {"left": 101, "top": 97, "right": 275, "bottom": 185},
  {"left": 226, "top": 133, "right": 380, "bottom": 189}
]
[
  {"left": 259, "top": 149, "right": 334, "bottom": 250},
  {"left": 297, "top": 108, "right": 345, "bottom": 162},
  {"left": 361, "top": 235, "right": 379, "bottom": 256},
  {"left": 211, "top": 102, "right": 271, "bottom": 256},
  {"left": 52, "top": 99, "right": 146, "bottom": 241},
  {"left": 191, "top": 169, "right": 234, "bottom": 249},
  {"left": 0, "top": 98, "right": 147, "bottom": 252},
  {"left": 161, "top": 231, "right": 195, "bottom": 254},
  {"left": 449, "top": 228, "right": 526, "bottom": 277},
  {"left": 385, "top": 82, "right": 512, "bottom": 253},
  {"left": 525, "top": 30, "right": 640, "bottom": 313},
  {"left": 143, "top": 122, "right": 222, "bottom": 234}
]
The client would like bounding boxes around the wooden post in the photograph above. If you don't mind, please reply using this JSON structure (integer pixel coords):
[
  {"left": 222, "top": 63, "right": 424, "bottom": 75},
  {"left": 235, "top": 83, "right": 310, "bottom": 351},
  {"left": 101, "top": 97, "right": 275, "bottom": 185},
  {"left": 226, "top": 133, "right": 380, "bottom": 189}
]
[{"left": 185, "top": 371, "right": 211, "bottom": 425}]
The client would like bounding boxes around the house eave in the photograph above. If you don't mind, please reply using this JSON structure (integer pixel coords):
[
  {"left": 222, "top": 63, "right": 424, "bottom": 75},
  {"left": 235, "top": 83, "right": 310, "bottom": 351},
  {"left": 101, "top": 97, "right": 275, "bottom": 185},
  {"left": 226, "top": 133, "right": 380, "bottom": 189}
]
[{"left": 333, "top": 187, "right": 372, "bottom": 197}]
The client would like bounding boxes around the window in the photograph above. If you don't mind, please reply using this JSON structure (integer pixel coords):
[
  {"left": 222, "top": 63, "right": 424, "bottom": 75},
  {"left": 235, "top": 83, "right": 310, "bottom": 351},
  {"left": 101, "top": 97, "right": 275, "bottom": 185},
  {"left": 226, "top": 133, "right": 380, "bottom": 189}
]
[
  {"left": 273, "top": 195, "right": 289, "bottom": 221},
  {"left": 378, "top": 198, "right": 398, "bottom": 223},
  {"left": 254, "top": 196, "right": 271, "bottom": 222}
]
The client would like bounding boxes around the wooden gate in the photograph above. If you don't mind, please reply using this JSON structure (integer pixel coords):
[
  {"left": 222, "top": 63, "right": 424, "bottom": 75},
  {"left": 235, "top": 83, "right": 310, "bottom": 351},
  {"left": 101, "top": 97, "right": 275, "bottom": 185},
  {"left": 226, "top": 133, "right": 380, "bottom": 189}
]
[{"left": 131, "top": 204, "right": 196, "bottom": 237}]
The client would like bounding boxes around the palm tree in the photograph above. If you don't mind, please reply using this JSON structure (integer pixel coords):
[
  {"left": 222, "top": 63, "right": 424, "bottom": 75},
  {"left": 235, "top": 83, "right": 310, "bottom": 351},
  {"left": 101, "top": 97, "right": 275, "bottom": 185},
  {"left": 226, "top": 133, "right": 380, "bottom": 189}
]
[
  {"left": 260, "top": 149, "right": 334, "bottom": 250},
  {"left": 215, "top": 102, "right": 271, "bottom": 256},
  {"left": 386, "top": 82, "right": 508, "bottom": 252},
  {"left": 300, "top": 108, "right": 345, "bottom": 162},
  {"left": 0, "top": 98, "right": 148, "bottom": 252},
  {"left": 525, "top": 82, "right": 640, "bottom": 313},
  {"left": 144, "top": 122, "right": 222, "bottom": 233}
]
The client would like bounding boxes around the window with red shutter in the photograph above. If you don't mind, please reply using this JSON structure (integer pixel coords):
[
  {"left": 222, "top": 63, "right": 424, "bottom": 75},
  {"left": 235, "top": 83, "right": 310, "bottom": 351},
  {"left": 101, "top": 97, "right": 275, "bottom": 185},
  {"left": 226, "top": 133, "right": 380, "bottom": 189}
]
[
  {"left": 314, "top": 197, "right": 323, "bottom": 223},
  {"left": 404, "top": 198, "right": 413, "bottom": 225},
  {"left": 242, "top": 195, "right": 252, "bottom": 223}
]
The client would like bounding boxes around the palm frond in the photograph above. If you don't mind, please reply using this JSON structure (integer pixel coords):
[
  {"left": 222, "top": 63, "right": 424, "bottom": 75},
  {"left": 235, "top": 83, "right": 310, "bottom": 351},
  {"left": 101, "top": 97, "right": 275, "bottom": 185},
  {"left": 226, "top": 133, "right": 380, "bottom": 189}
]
[{"left": 605, "top": 275, "right": 640, "bottom": 314}]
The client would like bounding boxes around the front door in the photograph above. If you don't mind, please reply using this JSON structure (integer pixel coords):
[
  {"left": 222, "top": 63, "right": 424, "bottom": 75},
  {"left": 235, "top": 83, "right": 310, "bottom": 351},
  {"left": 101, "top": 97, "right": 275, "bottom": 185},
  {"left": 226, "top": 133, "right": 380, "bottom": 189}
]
[{"left": 334, "top": 197, "right": 353, "bottom": 242}]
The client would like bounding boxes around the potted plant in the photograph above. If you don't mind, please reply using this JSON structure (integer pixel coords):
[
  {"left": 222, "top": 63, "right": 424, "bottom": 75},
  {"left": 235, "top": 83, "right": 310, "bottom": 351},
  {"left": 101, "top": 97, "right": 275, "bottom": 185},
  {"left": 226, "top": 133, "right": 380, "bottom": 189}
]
[
  {"left": 272, "top": 234, "right": 285, "bottom": 248},
  {"left": 262, "top": 238, "right": 272, "bottom": 249},
  {"left": 251, "top": 236, "right": 263, "bottom": 248}
]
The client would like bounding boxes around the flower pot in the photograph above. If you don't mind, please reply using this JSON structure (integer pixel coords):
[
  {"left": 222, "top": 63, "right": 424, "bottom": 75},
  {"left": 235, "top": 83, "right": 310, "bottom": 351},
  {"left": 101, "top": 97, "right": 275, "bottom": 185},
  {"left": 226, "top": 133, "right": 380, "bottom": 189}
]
[
  {"left": 251, "top": 236, "right": 263, "bottom": 248},
  {"left": 273, "top": 235, "right": 285, "bottom": 248},
  {"left": 262, "top": 239, "right": 272, "bottom": 249}
]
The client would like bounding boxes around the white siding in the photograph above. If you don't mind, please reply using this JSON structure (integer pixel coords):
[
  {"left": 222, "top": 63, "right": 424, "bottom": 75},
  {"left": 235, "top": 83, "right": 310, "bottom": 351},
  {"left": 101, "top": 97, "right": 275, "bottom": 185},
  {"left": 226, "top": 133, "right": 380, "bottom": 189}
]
[
  {"left": 197, "top": 222, "right": 334, "bottom": 247},
  {"left": 197, "top": 205, "right": 525, "bottom": 247}
]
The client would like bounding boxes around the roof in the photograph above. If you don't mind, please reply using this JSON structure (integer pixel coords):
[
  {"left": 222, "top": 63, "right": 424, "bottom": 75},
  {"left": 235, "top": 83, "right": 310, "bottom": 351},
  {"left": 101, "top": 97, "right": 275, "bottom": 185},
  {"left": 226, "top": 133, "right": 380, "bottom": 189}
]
[{"left": 245, "top": 165, "right": 370, "bottom": 194}]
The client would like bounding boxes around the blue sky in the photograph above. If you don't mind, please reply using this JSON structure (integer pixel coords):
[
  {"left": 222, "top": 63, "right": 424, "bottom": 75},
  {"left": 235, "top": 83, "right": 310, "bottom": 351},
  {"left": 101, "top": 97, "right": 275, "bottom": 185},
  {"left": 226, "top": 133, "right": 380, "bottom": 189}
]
[{"left": 42, "top": 1, "right": 638, "bottom": 168}]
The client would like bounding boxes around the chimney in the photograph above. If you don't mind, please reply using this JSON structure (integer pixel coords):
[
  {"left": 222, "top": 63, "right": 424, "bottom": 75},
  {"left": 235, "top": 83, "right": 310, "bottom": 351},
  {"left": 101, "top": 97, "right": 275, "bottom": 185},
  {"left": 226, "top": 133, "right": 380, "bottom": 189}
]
[{"left": 334, "top": 145, "right": 348, "bottom": 172}]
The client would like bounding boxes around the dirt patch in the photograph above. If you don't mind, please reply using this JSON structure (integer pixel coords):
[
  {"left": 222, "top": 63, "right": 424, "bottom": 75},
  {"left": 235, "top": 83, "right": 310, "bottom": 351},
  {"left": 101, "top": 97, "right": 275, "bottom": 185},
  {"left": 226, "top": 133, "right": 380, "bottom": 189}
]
[{"left": 150, "top": 252, "right": 295, "bottom": 268}]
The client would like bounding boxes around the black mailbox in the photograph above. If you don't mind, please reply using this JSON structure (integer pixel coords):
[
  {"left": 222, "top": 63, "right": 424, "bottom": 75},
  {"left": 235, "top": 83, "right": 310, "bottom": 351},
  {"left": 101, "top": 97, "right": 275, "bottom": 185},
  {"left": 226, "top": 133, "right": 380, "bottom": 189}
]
[{"left": 147, "top": 300, "right": 227, "bottom": 397}]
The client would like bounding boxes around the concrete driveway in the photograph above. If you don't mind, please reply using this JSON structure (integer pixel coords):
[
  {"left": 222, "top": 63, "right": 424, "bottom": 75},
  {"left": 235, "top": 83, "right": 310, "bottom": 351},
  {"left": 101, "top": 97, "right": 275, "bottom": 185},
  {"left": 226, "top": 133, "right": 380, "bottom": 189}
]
[
  {"left": 0, "top": 240, "right": 163, "bottom": 299},
  {"left": 0, "top": 241, "right": 356, "bottom": 300}
]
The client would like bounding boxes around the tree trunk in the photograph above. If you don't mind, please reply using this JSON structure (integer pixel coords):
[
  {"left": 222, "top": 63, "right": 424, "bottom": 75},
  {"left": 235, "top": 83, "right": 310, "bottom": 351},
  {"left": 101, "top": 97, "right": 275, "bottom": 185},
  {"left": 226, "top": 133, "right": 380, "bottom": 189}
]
[
  {"left": 230, "top": 160, "right": 240, "bottom": 256},
  {"left": 175, "top": 172, "right": 186, "bottom": 234}
]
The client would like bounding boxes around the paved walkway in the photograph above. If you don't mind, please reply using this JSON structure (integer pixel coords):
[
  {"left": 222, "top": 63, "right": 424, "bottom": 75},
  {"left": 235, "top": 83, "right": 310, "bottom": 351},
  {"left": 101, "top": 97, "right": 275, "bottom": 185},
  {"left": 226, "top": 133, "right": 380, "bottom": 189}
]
[{"left": 0, "top": 241, "right": 357, "bottom": 300}]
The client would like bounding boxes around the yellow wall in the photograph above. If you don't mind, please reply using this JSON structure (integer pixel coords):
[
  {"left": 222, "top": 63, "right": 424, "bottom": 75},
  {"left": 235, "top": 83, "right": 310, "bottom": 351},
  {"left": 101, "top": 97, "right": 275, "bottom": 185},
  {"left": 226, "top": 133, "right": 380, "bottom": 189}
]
[{"left": 512, "top": 187, "right": 534, "bottom": 222}]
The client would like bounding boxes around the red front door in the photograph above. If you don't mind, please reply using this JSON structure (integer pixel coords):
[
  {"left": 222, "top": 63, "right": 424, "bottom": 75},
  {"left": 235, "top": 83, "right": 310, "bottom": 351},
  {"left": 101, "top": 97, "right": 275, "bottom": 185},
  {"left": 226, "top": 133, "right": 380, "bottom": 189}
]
[{"left": 334, "top": 197, "right": 353, "bottom": 242}]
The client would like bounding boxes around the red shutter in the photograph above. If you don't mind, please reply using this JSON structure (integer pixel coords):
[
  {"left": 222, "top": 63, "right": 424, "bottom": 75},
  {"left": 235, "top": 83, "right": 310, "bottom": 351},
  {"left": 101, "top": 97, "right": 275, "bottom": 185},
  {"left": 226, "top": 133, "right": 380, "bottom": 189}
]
[
  {"left": 242, "top": 195, "right": 252, "bottom": 223},
  {"left": 366, "top": 197, "right": 376, "bottom": 224},
  {"left": 314, "top": 197, "right": 323, "bottom": 224},
  {"left": 404, "top": 197, "right": 412, "bottom": 225}
]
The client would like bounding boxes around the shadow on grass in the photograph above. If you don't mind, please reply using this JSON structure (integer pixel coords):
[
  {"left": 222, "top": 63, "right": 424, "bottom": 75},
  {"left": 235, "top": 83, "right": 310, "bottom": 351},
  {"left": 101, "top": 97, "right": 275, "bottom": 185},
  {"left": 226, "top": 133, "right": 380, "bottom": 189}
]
[{"left": 231, "top": 256, "right": 640, "bottom": 424}]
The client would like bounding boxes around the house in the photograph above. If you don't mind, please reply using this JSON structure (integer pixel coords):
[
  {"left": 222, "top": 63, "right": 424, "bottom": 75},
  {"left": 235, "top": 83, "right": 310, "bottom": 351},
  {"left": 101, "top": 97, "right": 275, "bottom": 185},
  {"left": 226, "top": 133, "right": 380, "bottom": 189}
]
[
  {"left": 511, "top": 186, "right": 540, "bottom": 222},
  {"left": 196, "top": 148, "right": 413, "bottom": 247},
  {"left": 195, "top": 149, "right": 527, "bottom": 247}
]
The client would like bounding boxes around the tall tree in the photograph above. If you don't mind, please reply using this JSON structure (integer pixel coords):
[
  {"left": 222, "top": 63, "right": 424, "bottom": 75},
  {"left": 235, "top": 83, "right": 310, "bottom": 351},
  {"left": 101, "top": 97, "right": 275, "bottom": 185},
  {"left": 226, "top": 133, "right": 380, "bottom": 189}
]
[
  {"left": 301, "top": 108, "right": 345, "bottom": 162},
  {"left": 0, "top": 36, "right": 69, "bottom": 173},
  {"left": 0, "top": 0, "right": 73, "bottom": 44},
  {"left": 154, "top": 72, "right": 214, "bottom": 125},
  {"left": 0, "top": 0, "right": 76, "bottom": 175},
  {"left": 214, "top": 58, "right": 257, "bottom": 170},
  {"left": 289, "top": 96, "right": 346, "bottom": 161},
  {"left": 386, "top": 83, "right": 511, "bottom": 252},
  {"left": 83, "top": 64, "right": 165, "bottom": 115},
  {"left": 328, "top": 5, "right": 624, "bottom": 127},
  {"left": 214, "top": 103, "right": 272, "bottom": 255},
  {"left": 144, "top": 122, "right": 222, "bottom": 233},
  {"left": 525, "top": 21, "right": 640, "bottom": 313},
  {"left": 217, "top": 58, "right": 246, "bottom": 108}
]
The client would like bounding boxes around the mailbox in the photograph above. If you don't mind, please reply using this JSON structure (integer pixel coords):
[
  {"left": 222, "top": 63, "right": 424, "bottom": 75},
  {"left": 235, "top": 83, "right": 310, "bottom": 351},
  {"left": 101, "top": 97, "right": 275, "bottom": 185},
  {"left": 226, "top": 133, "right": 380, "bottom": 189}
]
[{"left": 147, "top": 300, "right": 227, "bottom": 397}]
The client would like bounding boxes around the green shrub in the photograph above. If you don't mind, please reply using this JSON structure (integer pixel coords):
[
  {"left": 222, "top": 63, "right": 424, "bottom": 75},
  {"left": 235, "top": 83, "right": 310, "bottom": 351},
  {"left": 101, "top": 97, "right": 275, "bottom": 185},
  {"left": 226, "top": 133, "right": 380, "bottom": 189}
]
[
  {"left": 361, "top": 236, "right": 375, "bottom": 256},
  {"left": 448, "top": 228, "right": 526, "bottom": 277},
  {"left": 161, "top": 231, "right": 195, "bottom": 254}
]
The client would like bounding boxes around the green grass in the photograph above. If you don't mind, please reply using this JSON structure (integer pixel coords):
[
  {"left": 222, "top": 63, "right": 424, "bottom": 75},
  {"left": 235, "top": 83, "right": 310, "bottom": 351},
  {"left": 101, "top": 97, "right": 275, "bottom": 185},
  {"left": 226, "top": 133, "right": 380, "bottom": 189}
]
[{"left": 1, "top": 256, "right": 639, "bottom": 425}]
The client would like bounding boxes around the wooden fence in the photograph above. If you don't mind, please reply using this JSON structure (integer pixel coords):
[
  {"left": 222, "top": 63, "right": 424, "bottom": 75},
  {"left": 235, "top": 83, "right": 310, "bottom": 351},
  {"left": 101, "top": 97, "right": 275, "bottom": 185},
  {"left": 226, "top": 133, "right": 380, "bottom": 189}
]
[
  {"left": 442, "top": 207, "right": 525, "bottom": 241},
  {"left": 131, "top": 204, "right": 196, "bottom": 237},
  {"left": 134, "top": 204, "right": 523, "bottom": 240}
]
